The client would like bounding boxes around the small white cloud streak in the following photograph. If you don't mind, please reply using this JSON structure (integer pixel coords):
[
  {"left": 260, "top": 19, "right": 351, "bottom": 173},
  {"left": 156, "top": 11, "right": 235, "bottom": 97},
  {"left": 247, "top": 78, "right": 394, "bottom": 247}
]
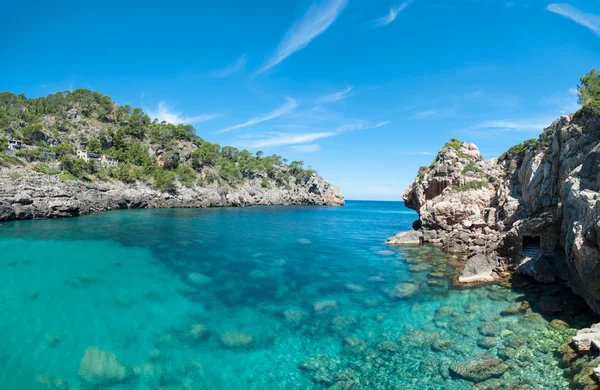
[
  {"left": 371, "top": 121, "right": 391, "bottom": 128},
  {"left": 147, "top": 101, "right": 222, "bottom": 125},
  {"left": 291, "top": 144, "right": 321, "bottom": 153},
  {"left": 406, "top": 151, "right": 434, "bottom": 155},
  {"left": 250, "top": 132, "right": 337, "bottom": 148},
  {"left": 547, "top": 4, "right": 600, "bottom": 36},
  {"left": 245, "top": 119, "right": 389, "bottom": 148},
  {"left": 472, "top": 119, "right": 553, "bottom": 132},
  {"left": 375, "top": 1, "right": 411, "bottom": 27},
  {"left": 414, "top": 110, "right": 436, "bottom": 118},
  {"left": 258, "top": 0, "right": 348, "bottom": 73},
  {"left": 219, "top": 97, "right": 298, "bottom": 133},
  {"left": 206, "top": 55, "right": 247, "bottom": 78},
  {"left": 317, "top": 86, "right": 353, "bottom": 104}
]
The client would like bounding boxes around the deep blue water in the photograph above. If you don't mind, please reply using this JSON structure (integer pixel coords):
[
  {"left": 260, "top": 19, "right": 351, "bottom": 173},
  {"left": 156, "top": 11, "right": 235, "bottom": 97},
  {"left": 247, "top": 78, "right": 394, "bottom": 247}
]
[{"left": 0, "top": 201, "right": 593, "bottom": 389}]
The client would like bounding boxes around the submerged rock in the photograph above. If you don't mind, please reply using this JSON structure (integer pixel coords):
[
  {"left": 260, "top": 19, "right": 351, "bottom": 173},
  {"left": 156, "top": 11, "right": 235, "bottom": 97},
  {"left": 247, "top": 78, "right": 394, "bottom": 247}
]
[
  {"left": 189, "top": 324, "right": 209, "bottom": 342},
  {"left": 220, "top": 332, "right": 253, "bottom": 349},
  {"left": 449, "top": 353, "right": 508, "bottom": 383},
  {"left": 500, "top": 301, "right": 530, "bottom": 316},
  {"left": 477, "top": 337, "right": 497, "bottom": 349},
  {"left": 314, "top": 300, "right": 339, "bottom": 312},
  {"left": 431, "top": 338, "right": 456, "bottom": 352},
  {"left": 79, "top": 347, "right": 130, "bottom": 387},
  {"left": 478, "top": 322, "right": 500, "bottom": 337},
  {"left": 187, "top": 272, "right": 212, "bottom": 286},
  {"left": 384, "top": 282, "right": 419, "bottom": 299}
]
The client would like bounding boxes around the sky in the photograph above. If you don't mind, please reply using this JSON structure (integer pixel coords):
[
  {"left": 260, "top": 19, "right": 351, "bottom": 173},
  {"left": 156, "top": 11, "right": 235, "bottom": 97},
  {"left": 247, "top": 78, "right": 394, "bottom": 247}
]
[{"left": 2, "top": 0, "right": 600, "bottom": 200}]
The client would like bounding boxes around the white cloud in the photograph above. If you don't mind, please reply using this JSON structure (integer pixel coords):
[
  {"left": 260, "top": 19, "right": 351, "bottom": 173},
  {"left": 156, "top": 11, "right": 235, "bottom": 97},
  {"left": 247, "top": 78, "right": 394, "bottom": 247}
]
[
  {"left": 245, "top": 119, "right": 388, "bottom": 148},
  {"left": 414, "top": 110, "right": 436, "bottom": 118},
  {"left": 258, "top": 0, "right": 348, "bottom": 73},
  {"left": 206, "top": 55, "right": 247, "bottom": 78},
  {"left": 250, "top": 132, "right": 337, "bottom": 148},
  {"left": 317, "top": 86, "right": 353, "bottom": 104},
  {"left": 406, "top": 151, "right": 434, "bottom": 155},
  {"left": 547, "top": 4, "right": 600, "bottom": 36},
  {"left": 371, "top": 121, "right": 391, "bottom": 128},
  {"left": 375, "top": 1, "right": 412, "bottom": 27},
  {"left": 569, "top": 87, "right": 578, "bottom": 96},
  {"left": 291, "top": 144, "right": 321, "bottom": 153},
  {"left": 147, "top": 101, "right": 222, "bottom": 125},
  {"left": 219, "top": 97, "right": 298, "bottom": 133},
  {"left": 471, "top": 119, "right": 553, "bottom": 132}
]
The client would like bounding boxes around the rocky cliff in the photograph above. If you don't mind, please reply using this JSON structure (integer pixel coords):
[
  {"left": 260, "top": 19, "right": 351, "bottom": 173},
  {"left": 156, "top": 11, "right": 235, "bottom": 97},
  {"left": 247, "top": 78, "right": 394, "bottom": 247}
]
[
  {"left": 0, "top": 166, "right": 344, "bottom": 221},
  {"left": 388, "top": 109, "right": 600, "bottom": 314}
]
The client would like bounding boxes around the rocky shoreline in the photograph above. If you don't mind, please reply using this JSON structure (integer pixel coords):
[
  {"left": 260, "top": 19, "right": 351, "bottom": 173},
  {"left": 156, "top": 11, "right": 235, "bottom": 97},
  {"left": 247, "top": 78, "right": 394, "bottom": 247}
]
[
  {"left": 0, "top": 166, "right": 344, "bottom": 222},
  {"left": 388, "top": 109, "right": 600, "bottom": 388}
]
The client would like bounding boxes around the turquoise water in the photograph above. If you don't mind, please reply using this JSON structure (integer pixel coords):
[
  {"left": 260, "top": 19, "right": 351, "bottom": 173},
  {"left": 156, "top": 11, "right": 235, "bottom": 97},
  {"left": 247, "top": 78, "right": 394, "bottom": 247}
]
[{"left": 0, "top": 201, "right": 595, "bottom": 389}]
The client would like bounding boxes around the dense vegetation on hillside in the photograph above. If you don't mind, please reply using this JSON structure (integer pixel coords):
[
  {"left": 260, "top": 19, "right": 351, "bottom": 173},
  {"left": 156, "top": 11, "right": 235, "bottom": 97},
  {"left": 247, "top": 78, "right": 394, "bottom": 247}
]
[{"left": 0, "top": 90, "right": 316, "bottom": 190}]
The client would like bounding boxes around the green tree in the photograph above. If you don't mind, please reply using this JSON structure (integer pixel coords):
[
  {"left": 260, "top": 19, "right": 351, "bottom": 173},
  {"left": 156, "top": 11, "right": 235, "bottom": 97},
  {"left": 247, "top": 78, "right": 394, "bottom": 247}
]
[
  {"left": 0, "top": 138, "right": 7, "bottom": 154},
  {"left": 578, "top": 68, "right": 600, "bottom": 113},
  {"left": 154, "top": 168, "right": 177, "bottom": 191},
  {"left": 256, "top": 150, "right": 263, "bottom": 158},
  {"left": 87, "top": 139, "right": 102, "bottom": 153}
]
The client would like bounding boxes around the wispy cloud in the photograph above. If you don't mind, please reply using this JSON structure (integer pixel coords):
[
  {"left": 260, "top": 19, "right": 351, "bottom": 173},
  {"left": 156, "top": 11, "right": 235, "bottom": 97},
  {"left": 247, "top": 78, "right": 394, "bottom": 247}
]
[
  {"left": 245, "top": 119, "right": 389, "bottom": 148},
  {"left": 471, "top": 119, "right": 553, "bottom": 132},
  {"left": 206, "top": 55, "right": 247, "bottom": 78},
  {"left": 405, "top": 151, "right": 434, "bottom": 155},
  {"left": 258, "top": 0, "right": 348, "bottom": 73},
  {"left": 218, "top": 97, "right": 298, "bottom": 133},
  {"left": 414, "top": 110, "right": 436, "bottom": 118},
  {"left": 291, "top": 144, "right": 321, "bottom": 153},
  {"left": 375, "top": 1, "right": 412, "bottom": 27},
  {"left": 147, "top": 101, "right": 222, "bottom": 125},
  {"left": 547, "top": 4, "right": 600, "bottom": 36},
  {"left": 250, "top": 132, "right": 337, "bottom": 148},
  {"left": 317, "top": 86, "right": 353, "bottom": 104}
]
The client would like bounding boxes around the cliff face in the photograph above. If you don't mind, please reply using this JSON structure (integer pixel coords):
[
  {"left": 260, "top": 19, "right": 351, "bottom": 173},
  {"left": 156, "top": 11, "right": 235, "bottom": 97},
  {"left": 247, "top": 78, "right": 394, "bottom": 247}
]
[
  {"left": 0, "top": 166, "right": 344, "bottom": 221},
  {"left": 390, "top": 110, "right": 600, "bottom": 313}
]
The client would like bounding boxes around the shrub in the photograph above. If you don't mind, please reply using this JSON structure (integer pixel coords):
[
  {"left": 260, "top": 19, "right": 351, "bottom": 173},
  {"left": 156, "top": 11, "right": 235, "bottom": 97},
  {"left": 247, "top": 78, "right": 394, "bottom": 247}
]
[
  {"left": 452, "top": 180, "right": 489, "bottom": 192},
  {"left": 443, "top": 138, "right": 463, "bottom": 151},
  {"left": 176, "top": 165, "right": 196, "bottom": 187},
  {"left": 32, "top": 163, "right": 60, "bottom": 175},
  {"left": 153, "top": 169, "right": 177, "bottom": 191},
  {"left": 462, "top": 162, "right": 482, "bottom": 174}
]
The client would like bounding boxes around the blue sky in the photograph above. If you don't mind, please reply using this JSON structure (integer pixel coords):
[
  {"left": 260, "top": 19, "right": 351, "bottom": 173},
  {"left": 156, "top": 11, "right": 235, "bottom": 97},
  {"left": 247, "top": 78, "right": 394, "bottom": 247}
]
[{"left": 2, "top": 0, "right": 600, "bottom": 200}]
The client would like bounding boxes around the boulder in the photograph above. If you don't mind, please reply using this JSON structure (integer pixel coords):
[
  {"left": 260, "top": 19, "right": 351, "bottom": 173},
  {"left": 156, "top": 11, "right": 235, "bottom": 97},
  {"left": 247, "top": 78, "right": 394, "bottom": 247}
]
[
  {"left": 386, "top": 230, "right": 423, "bottom": 246},
  {"left": 457, "top": 253, "right": 498, "bottom": 284},
  {"left": 572, "top": 324, "right": 600, "bottom": 352}
]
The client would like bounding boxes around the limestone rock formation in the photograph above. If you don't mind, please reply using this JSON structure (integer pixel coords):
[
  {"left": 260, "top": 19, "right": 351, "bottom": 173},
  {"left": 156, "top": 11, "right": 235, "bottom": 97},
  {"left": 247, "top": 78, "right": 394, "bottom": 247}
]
[
  {"left": 0, "top": 167, "right": 344, "bottom": 222},
  {"left": 389, "top": 110, "right": 600, "bottom": 314}
]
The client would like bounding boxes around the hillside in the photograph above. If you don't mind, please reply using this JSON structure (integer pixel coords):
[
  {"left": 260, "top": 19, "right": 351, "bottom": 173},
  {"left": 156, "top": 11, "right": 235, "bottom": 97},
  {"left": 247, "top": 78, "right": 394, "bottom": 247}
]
[{"left": 0, "top": 90, "right": 344, "bottom": 221}]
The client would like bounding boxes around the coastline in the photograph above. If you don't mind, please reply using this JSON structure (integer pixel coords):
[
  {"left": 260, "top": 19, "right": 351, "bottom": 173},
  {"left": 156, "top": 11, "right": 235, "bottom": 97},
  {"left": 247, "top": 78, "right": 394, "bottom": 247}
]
[{"left": 0, "top": 166, "right": 344, "bottom": 222}]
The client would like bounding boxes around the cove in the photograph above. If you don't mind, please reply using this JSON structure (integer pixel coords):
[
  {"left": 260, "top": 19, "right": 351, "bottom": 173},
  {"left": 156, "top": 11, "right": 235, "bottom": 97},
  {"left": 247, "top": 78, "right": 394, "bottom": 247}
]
[{"left": 0, "top": 201, "right": 595, "bottom": 389}]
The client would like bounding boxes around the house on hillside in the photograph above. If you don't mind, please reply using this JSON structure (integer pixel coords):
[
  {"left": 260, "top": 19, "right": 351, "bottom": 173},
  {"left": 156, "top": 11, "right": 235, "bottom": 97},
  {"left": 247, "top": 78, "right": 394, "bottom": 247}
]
[
  {"left": 77, "top": 149, "right": 118, "bottom": 167},
  {"left": 8, "top": 140, "right": 24, "bottom": 151}
]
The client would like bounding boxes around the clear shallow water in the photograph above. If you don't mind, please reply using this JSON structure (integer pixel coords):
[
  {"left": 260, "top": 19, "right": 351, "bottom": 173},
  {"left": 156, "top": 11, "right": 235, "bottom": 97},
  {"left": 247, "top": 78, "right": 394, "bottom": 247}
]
[{"left": 0, "top": 201, "right": 596, "bottom": 389}]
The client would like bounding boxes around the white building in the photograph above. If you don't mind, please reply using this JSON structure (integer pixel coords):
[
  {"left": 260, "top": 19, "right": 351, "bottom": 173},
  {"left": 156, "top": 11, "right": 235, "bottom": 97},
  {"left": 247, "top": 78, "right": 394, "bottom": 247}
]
[
  {"left": 8, "top": 140, "right": 24, "bottom": 151},
  {"left": 77, "top": 150, "right": 118, "bottom": 167}
]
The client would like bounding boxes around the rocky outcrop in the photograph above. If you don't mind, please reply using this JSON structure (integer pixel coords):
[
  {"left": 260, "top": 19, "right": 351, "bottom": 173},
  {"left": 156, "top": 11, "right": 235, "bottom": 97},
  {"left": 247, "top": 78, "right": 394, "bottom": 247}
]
[
  {"left": 389, "top": 110, "right": 600, "bottom": 314},
  {"left": 0, "top": 167, "right": 344, "bottom": 222}
]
